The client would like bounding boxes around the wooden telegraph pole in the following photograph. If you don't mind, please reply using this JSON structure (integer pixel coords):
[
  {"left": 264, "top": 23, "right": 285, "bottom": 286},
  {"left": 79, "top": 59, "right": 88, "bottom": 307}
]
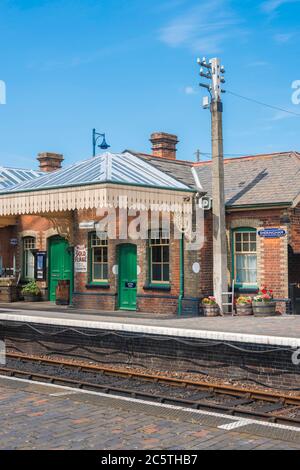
[{"left": 198, "top": 57, "right": 228, "bottom": 314}]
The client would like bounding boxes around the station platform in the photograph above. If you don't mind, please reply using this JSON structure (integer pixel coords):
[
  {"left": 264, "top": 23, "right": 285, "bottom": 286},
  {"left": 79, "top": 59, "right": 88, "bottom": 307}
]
[{"left": 0, "top": 302, "right": 299, "bottom": 347}]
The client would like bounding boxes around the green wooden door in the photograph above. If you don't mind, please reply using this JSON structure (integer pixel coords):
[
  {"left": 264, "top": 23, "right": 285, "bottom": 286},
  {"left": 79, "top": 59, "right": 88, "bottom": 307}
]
[
  {"left": 49, "top": 237, "right": 73, "bottom": 302},
  {"left": 118, "top": 244, "right": 137, "bottom": 311}
]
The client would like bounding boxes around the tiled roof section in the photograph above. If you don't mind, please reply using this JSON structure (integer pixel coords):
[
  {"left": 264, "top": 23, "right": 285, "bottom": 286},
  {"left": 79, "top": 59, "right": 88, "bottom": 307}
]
[
  {"left": 0, "top": 167, "right": 43, "bottom": 189},
  {"left": 194, "top": 152, "right": 300, "bottom": 206},
  {"left": 129, "top": 151, "right": 197, "bottom": 189},
  {"left": 1, "top": 152, "right": 191, "bottom": 194},
  {"left": 133, "top": 151, "right": 300, "bottom": 206}
]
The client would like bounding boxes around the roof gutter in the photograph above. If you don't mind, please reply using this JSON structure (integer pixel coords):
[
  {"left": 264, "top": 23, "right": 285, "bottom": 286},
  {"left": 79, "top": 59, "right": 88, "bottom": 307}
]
[
  {"left": 0, "top": 179, "right": 196, "bottom": 197},
  {"left": 226, "top": 202, "right": 292, "bottom": 212}
]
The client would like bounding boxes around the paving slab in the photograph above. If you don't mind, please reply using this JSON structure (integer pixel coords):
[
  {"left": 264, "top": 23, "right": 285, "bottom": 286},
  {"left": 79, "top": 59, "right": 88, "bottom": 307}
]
[{"left": 0, "top": 376, "right": 300, "bottom": 450}]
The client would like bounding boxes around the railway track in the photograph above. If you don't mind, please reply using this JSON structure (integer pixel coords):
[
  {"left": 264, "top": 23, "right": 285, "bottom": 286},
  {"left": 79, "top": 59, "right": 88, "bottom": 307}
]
[{"left": 2, "top": 352, "right": 300, "bottom": 427}]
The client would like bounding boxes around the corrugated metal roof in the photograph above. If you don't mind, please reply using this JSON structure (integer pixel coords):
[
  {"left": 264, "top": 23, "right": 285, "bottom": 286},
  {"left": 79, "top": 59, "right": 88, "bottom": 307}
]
[
  {"left": 1, "top": 152, "right": 191, "bottom": 194},
  {"left": 0, "top": 167, "right": 43, "bottom": 189}
]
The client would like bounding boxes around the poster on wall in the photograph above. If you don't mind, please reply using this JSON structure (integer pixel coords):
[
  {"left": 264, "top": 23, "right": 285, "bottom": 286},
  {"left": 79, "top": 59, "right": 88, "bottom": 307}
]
[
  {"left": 74, "top": 245, "right": 88, "bottom": 273},
  {"left": 35, "top": 251, "right": 47, "bottom": 281}
]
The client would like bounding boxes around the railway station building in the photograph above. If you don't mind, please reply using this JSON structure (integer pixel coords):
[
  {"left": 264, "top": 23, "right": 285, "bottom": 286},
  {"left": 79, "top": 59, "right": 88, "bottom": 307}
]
[{"left": 0, "top": 132, "right": 299, "bottom": 315}]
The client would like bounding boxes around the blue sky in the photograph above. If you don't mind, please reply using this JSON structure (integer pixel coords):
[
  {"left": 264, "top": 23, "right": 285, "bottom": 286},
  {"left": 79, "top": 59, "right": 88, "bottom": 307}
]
[{"left": 0, "top": 0, "right": 300, "bottom": 168}]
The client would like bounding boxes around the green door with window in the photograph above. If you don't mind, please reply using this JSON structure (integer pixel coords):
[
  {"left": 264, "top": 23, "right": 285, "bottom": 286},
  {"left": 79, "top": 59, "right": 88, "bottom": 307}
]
[
  {"left": 48, "top": 237, "right": 73, "bottom": 302},
  {"left": 118, "top": 244, "right": 137, "bottom": 311}
]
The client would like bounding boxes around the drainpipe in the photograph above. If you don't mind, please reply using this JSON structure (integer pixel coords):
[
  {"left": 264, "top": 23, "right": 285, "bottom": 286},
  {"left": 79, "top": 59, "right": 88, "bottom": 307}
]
[{"left": 178, "top": 234, "right": 184, "bottom": 316}]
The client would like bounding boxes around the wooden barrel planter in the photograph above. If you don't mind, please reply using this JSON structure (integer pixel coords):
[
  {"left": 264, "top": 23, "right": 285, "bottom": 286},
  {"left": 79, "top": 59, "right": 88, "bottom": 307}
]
[
  {"left": 202, "top": 305, "right": 220, "bottom": 317},
  {"left": 252, "top": 301, "right": 276, "bottom": 317},
  {"left": 23, "top": 293, "right": 41, "bottom": 302},
  {"left": 235, "top": 304, "right": 253, "bottom": 316}
]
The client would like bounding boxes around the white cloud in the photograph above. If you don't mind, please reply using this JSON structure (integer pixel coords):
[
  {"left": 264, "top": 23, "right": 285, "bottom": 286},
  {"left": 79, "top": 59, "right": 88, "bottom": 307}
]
[
  {"left": 274, "top": 32, "right": 295, "bottom": 43},
  {"left": 246, "top": 61, "right": 269, "bottom": 67},
  {"left": 159, "top": 0, "right": 241, "bottom": 53},
  {"left": 261, "top": 0, "right": 300, "bottom": 14},
  {"left": 271, "top": 110, "right": 296, "bottom": 120},
  {"left": 184, "top": 86, "right": 197, "bottom": 95}
]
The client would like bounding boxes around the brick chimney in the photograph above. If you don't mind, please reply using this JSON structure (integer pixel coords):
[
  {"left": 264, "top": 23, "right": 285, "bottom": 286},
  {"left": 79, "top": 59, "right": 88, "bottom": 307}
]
[
  {"left": 37, "top": 152, "right": 64, "bottom": 172},
  {"left": 150, "top": 132, "right": 179, "bottom": 160}
]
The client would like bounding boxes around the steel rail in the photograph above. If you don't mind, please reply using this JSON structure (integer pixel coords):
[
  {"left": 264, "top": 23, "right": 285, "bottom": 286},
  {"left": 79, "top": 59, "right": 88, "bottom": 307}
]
[
  {"left": 6, "top": 352, "right": 300, "bottom": 405},
  {"left": 1, "top": 364, "right": 300, "bottom": 427},
  {"left": 2, "top": 354, "right": 300, "bottom": 426}
]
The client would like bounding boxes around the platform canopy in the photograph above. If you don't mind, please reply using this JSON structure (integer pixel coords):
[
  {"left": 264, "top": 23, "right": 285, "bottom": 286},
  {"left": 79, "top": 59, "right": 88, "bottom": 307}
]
[
  {"left": 0, "top": 167, "right": 42, "bottom": 189},
  {"left": 0, "top": 152, "right": 196, "bottom": 215}
]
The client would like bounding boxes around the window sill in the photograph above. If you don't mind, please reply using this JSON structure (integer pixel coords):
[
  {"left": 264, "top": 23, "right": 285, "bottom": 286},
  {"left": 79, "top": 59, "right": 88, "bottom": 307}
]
[
  {"left": 144, "top": 283, "right": 171, "bottom": 291},
  {"left": 86, "top": 283, "right": 110, "bottom": 289},
  {"left": 234, "top": 284, "right": 258, "bottom": 293}
]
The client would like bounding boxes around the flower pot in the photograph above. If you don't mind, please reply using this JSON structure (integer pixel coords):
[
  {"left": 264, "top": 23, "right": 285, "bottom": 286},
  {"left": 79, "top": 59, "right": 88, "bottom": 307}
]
[
  {"left": 235, "top": 304, "right": 253, "bottom": 316},
  {"left": 252, "top": 301, "right": 276, "bottom": 317},
  {"left": 202, "top": 305, "right": 220, "bottom": 317},
  {"left": 23, "top": 294, "right": 40, "bottom": 303}
]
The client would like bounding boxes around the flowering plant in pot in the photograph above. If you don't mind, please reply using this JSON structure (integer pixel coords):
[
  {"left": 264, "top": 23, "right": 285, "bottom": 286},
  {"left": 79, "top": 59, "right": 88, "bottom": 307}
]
[
  {"left": 252, "top": 287, "right": 276, "bottom": 316},
  {"left": 21, "top": 281, "right": 41, "bottom": 302},
  {"left": 235, "top": 296, "right": 253, "bottom": 316},
  {"left": 202, "top": 296, "right": 220, "bottom": 317}
]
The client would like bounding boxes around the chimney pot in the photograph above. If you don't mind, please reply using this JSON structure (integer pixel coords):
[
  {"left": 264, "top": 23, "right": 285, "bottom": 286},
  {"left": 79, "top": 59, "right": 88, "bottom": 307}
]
[
  {"left": 37, "top": 152, "right": 64, "bottom": 172},
  {"left": 150, "top": 132, "right": 179, "bottom": 160}
]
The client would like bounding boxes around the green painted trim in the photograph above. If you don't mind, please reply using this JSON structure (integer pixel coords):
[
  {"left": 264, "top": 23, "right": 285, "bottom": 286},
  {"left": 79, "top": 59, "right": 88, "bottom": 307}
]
[
  {"left": 148, "top": 232, "right": 171, "bottom": 285},
  {"left": 86, "top": 283, "right": 110, "bottom": 288},
  {"left": 117, "top": 243, "right": 137, "bottom": 311},
  {"left": 88, "top": 231, "right": 109, "bottom": 285},
  {"left": 1, "top": 180, "right": 195, "bottom": 196},
  {"left": 231, "top": 227, "right": 258, "bottom": 290},
  {"left": 178, "top": 234, "right": 184, "bottom": 316},
  {"left": 144, "top": 283, "right": 171, "bottom": 291},
  {"left": 47, "top": 236, "right": 74, "bottom": 303},
  {"left": 233, "top": 227, "right": 257, "bottom": 233},
  {"left": 235, "top": 286, "right": 259, "bottom": 293}
]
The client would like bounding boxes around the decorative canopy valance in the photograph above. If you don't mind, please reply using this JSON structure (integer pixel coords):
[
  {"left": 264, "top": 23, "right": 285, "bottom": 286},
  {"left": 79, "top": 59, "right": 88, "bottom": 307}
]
[{"left": 0, "top": 183, "right": 194, "bottom": 216}]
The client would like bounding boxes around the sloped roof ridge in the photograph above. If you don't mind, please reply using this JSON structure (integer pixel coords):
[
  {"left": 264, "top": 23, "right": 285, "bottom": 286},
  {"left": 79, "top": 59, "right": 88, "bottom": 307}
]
[
  {"left": 125, "top": 150, "right": 194, "bottom": 166},
  {"left": 193, "top": 151, "right": 299, "bottom": 166}
]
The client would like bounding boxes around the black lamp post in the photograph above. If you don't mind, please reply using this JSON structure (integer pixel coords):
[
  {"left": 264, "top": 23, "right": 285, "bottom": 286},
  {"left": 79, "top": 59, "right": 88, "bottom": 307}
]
[{"left": 92, "top": 129, "right": 111, "bottom": 157}]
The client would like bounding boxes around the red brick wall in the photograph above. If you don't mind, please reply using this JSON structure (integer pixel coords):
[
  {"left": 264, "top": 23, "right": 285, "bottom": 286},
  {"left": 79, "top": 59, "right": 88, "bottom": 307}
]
[
  {"left": 2, "top": 202, "right": 298, "bottom": 315},
  {"left": 72, "top": 209, "right": 183, "bottom": 314},
  {"left": 0, "top": 226, "right": 17, "bottom": 271},
  {"left": 290, "top": 205, "right": 300, "bottom": 254},
  {"left": 227, "top": 208, "right": 291, "bottom": 312},
  {"left": 199, "top": 211, "right": 214, "bottom": 296}
]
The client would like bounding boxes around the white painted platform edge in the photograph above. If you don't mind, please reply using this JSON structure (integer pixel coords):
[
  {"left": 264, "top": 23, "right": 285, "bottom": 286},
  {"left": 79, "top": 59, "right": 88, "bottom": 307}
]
[
  {"left": 2, "top": 374, "right": 300, "bottom": 434},
  {"left": 0, "top": 312, "right": 299, "bottom": 348}
]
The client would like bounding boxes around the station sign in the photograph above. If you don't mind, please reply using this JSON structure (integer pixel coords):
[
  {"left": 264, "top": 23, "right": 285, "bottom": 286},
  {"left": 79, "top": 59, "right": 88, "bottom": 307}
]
[
  {"left": 258, "top": 228, "right": 287, "bottom": 239},
  {"left": 10, "top": 238, "right": 18, "bottom": 246},
  {"left": 125, "top": 282, "right": 136, "bottom": 289},
  {"left": 79, "top": 221, "right": 95, "bottom": 230}
]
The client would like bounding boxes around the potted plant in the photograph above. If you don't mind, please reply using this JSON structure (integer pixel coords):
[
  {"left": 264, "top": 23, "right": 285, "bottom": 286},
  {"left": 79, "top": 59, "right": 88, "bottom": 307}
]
[
  {"left": 235, "top": 296, "right": 253, "bottom": 316},
  {"left": 252, "top": 286, "right": 276, "bottom": 316},
  {"left": 21, "top": 281, "right": 41, "bottom": 302},
  {"left": 202, "top": 296, "right": 220, "bottom": 317}
]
